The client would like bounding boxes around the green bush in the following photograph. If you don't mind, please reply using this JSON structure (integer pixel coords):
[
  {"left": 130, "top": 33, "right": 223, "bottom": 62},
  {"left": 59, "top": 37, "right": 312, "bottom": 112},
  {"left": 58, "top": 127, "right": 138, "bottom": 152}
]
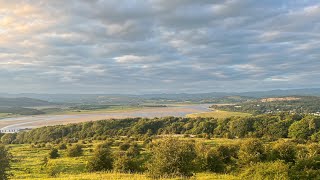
[
  {"left": 0, "top": 145, "right": 11, "bottom": 180},
  {"left": 58, "top": 143, "right": 67, "bottom": 150},
  {"left": 86, "top": 143, "right": 113, "bottom": 172},
  {"left": 271, "top": 141, "right": 296, "bottom": 162},
  {"left": 49, "top": 148, "right": 59, "bottom": 159},
  {"left": 240, "top": 161, "right": 289, "bottom": 180},
  {"left": 147, "top": 138, "right": 197, "bottom": 178},
  {"left": 113, "top": 152, "right": 141, "bottom": 173},
  {"left": 67, "top": 144, "right": 83, "bottom": 157},
  {"left": 238, "top": 139, "right": 265, "bottom": 165}
]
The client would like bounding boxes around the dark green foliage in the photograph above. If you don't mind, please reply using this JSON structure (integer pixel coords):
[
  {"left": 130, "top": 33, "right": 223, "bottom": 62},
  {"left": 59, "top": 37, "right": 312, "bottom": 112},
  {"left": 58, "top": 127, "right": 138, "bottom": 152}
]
[
  {"left": 58, "top": 143, "right": 67, "bottom": 150},
  {"left": 67, "top": 144, "right": 83, "bottom": 157},
  {"left": 147, "top": 138, "right": 197, "bottom": 178},
  {"left": 119, "top": 142, "right": 130, "bottom": 151},
  {"left": 0, "top": 145, "right": 11, "bottom": 180},
  {"left": 11, "top": 113, "right": 319, "bottom": 144},
  {"left": 49, "top": 148, "right": 59, "bottom": 159},
  {"left": 87, "top": 143, "right": 113, "bottom": 172}
]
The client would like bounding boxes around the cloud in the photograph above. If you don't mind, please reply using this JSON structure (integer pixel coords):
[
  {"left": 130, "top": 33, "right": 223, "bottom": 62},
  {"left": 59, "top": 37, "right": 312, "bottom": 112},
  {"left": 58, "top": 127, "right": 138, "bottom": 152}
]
[{"left": 0, "top": 0, "right": 319, "bottom": 93}]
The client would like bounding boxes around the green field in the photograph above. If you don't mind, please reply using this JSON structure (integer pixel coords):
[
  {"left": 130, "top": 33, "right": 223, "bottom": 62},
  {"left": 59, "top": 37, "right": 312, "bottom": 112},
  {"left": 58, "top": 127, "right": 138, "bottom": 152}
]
[
  {"left": 0, "top": 113, "right": 12, "bottom": 118},
  {"left": 8, "top": 139, "right": 238, "bottom": 180},
  {"left": 187, "top": 110, "right": 251, "bottom": 118}
]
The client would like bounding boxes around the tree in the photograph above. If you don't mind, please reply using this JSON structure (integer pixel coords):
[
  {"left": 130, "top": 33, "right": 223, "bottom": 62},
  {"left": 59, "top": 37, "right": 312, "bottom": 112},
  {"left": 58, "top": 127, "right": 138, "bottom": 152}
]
[
  {"left": 0, "top": 145, "right": 11, "bottom": 180},
  {"left": 238, "top": 139, "right": 265, "bottom": 165},
  {"left": 288, "top": 117, "right": 320, "bottom": 140},
  {"left": 1, "top": 134, "right": 16, "bottom": 144},
  {"left": 67, "top": 144, "right": 83, "bottom": 157},
  {"left": 147, "top": 138, "right": 197, "bottom": 178},
  {"left": 49, "top": 148, "right": 60, "bottom": 159},
  {"left": 87, "top": 144, "right": 113, "bottom": 172}
]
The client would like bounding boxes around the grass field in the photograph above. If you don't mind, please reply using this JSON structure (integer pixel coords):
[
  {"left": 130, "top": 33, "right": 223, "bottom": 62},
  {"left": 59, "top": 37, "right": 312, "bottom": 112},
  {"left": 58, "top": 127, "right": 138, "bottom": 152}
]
[
  {"left": 0, "top": 113, "right": 12, "bottom": 118},
  {"left": 187, "top": 110, "right": 251, "bottom": 119},
  {"left": 8, "top": 139, "right": 239, "bottom": 180}
]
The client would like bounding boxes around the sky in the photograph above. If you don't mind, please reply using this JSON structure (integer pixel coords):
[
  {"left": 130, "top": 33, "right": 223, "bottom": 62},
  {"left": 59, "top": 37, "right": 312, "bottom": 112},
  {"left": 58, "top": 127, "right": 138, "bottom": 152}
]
[{"left": 0, "top": 0, "right": 320, "bottom": 94}]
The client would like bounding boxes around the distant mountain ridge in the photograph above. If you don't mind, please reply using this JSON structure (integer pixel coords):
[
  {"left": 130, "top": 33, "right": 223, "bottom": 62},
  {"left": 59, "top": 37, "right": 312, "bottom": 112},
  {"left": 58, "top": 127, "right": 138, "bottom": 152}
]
[{"left": 0, "top": 88, "right": 319, "bottom": 103}]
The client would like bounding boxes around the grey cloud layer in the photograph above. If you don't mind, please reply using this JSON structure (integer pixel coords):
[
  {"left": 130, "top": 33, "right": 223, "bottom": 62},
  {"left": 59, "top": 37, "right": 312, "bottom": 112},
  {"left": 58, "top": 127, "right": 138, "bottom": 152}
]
[{"left": 0, "top": 0, "right": 320, "bottom": 93}]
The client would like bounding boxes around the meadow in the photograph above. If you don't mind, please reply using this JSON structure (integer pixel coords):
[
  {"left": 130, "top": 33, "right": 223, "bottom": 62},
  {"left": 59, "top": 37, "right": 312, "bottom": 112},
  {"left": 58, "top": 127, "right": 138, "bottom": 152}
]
[{"left": 8, "top": 139, "right": 239, "bottom": 180}]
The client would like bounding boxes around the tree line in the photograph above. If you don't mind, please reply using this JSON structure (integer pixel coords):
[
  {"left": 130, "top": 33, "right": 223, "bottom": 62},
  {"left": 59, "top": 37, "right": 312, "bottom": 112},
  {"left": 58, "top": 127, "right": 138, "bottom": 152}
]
[{"left": 1, "top": 113, "right": 319, "bottom": 144}]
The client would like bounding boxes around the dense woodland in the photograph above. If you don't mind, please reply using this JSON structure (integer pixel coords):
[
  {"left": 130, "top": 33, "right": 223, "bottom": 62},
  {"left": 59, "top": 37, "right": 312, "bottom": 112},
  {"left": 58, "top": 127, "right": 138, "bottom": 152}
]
[{"left": 1, "top": 113, "right": 318, "bottom": 144}]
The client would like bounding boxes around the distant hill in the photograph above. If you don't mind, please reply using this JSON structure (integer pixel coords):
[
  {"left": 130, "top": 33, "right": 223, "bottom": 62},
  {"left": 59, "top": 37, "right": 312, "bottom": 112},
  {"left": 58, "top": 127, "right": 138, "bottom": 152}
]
[
  {"left": 0, "top": 88, "right": 319, "bottom": 104},
  {"left": 0, "top": 97, "right": 54, "bottom": 107}
]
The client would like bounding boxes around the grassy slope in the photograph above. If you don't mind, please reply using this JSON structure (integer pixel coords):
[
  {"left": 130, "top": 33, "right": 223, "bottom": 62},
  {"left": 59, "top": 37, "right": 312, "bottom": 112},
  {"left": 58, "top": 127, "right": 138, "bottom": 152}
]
[
  {"left": 187, "top": 110, "right": 251, "bottom": 119},
  {"left": 8, "top": 139, "right": 239, "bottom": 180}
]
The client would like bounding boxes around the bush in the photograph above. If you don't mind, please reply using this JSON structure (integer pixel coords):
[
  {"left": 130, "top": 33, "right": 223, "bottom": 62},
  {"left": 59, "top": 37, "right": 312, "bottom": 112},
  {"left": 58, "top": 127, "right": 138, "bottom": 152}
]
[
  {"left": 1, "top": 134, "right": 16, "bottom": 144},
  {"left": 113, "top": 152, "right": 141, "bottom": 173},
  {"left": 119, "top": 142, "right": 130, "bottom": 151},
  {"left": 49, "top": 148, "right": 59, "bottom": 159},
  {"left": 67, "top": 144, "right": 83, "bottom": 157},
  {"left": 86, "top": 143, "right": 113, "bottom": 172},
  {"left": 289, "top": 157, "right": 320, "bottom": 180},
  {"left": 0, "top": 145, "right": 11, "bottom": 180},
  {"left": 238, "top": 139, "right": 265, "bottom": 165},
  {"left": 126, "top": 144, "right": 140, "bottom": 157},
  {"left": 58, "top": 143, "right": 67, "bottom": 150},
  {"left": 271, "top": 141, "right": 296, "bottom": 162},
  {"left": 240, "top": 161, "right": 289, "bottom": 180},
  {"left": 147, "top": 138, "right": 197, "bottom": 178}
]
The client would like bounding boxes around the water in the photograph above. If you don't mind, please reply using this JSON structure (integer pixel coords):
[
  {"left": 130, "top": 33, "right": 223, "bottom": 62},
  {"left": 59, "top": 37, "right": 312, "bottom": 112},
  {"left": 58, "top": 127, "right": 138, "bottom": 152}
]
[{"left": 0, "top": 104, "right": 211, "bottom": 131}]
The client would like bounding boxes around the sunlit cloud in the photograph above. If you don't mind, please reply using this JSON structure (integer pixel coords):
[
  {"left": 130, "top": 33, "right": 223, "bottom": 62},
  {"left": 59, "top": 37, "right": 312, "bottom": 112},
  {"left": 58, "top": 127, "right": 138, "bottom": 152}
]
[{"left": 0, "top": 0, "right": 319, "bottom": 93}]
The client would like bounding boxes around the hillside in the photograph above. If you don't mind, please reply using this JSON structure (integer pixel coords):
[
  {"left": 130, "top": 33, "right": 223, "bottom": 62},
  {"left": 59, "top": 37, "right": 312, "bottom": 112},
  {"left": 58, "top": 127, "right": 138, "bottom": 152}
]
[
  {"left": 0, "top": 97, "right": 54, "bottom": 107},
  {"left": 212, "top": 96, "right": 320, "bottom": 115}
]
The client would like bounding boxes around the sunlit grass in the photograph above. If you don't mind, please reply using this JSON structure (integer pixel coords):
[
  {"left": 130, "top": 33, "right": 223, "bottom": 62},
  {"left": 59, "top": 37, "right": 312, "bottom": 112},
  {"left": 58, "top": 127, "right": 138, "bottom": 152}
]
[{"left": 8, "top": 139, "right": 239, "bottom": 180}]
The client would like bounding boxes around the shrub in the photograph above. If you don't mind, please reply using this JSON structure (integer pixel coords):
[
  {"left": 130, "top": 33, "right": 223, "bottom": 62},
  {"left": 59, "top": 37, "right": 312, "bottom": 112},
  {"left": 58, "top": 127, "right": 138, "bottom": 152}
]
[
  {"left": 67, "top": 144, "right": 83, "bottom": 157},
  {"left": 240, "top": 161, "right": 289, "bottom": 180},
  {"left": 271, "top": 141, "right": 296, "bottom": 162},
  {"left": 238, "top": 139, "right": 265, "bottom": 165},
  {"left": 49, "top": 148, "right": 59, "bottom": 159},
  {"left": 119, "top": 142, "right": 130, "bottom": 151},
  {"left": 147, "top": 138, "right": 197, "bottom": 178},
  {"left": 113, "top": 152, "right": 140, "bottom": 173},
  {"left": 58, "top": 143, "right": 67, "bottom": 150},
  {"left": 0, "top": 145, "right": 11, "bottom": 180},
  {"left": 87, "top": 143, "right": 113, "bottom": 172}
]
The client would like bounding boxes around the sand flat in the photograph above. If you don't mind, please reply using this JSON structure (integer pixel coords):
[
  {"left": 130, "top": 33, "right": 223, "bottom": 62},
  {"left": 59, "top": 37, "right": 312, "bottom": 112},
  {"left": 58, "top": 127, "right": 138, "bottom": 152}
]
[{"left": 0, "top": 104, "right": 211, "bottom": 130}]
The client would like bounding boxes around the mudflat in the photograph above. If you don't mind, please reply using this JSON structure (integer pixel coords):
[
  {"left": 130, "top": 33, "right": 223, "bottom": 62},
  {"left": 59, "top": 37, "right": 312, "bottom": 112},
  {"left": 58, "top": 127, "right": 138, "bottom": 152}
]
[{"left": 0, "top": 104, "right": 210, "bottom": 130}]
